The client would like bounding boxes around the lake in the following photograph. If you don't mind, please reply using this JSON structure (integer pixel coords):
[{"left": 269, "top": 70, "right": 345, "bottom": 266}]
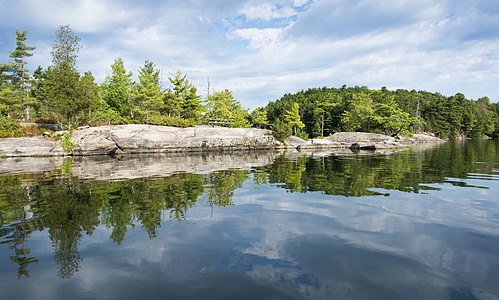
[{"left": 0, "top": 140, "right": 498, "bottom": 300}]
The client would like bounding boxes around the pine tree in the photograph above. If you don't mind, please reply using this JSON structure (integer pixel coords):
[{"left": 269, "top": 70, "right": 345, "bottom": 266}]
[
  {"left": 165, "top": 70, "right": 204, "bottom": 122},
  {"left": 101, "top": 58, "right": 133, "bottom": 117},
  {"left": 132, "top": 60, "right": 162, "bottom": 123},
  {"left": 9, "top": 30, "right": 36, "bottom": 103}
]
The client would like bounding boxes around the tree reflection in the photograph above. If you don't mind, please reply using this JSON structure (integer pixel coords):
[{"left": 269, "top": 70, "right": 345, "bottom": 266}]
[
  {"left": 207, "top": 170, "right": 249, "bottom": 207},
  {"left": 0, "top": 140, "right": 497, "bottom": 278},
  {"left": 7, "top": 221, "right": 39, "bottom": 278},
  {"left": 41, "top": 176, "right": 101, "bottom": 278}
]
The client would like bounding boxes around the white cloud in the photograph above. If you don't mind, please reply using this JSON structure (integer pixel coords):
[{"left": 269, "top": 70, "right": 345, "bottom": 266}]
[
  {"left": 17, "top": 0, "right": 139, "bottom": 32},
  {"left": 1, "top": 0, "right": 499, "bottom": 110},
  {"left": 238, "top": 2, "right": 297, "bottom": 21},
  {"left": 293, "top": 0, "right": 309, "bottom": 7},
  {"left": 228, "top": 27, "right": 288, "bottom": 49}
]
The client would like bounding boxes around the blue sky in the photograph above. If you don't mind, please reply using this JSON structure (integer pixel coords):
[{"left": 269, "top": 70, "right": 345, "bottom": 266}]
[{"left": 1, "top": 0, "right": 498, "bottom": 109}]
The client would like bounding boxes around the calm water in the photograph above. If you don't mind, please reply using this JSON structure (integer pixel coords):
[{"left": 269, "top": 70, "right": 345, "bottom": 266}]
[{"left": 0, "top": 140, "right": 498, "bottom": 300}]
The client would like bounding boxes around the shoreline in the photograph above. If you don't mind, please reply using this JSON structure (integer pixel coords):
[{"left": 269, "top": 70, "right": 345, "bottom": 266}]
[{"left": 0, "top": 124, "right": 445, "bottom": 158}]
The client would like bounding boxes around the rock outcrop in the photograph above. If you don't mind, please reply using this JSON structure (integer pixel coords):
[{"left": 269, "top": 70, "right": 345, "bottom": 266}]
[
  {"left": 0, "top": 137, "right": 64, "bottom": 157},
  {"left": 70, "top": 125, "right": 276, "bottom": 155},
  {"left": 283, "top": 131, "right": 409, "bottom": 150},
  {"left": 0, "top": 125, "right": 445, "bottom": 157}
]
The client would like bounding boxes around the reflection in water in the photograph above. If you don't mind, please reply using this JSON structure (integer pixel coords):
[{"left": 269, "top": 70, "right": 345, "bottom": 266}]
[{"left": 0, "top": 140, "right": 498, "bottom": 299}]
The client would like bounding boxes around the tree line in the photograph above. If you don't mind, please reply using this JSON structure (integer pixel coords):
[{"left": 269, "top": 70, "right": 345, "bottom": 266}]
[
  {"left": 1, "top": 26, "right": 498, "bottom": 140},
  {"left": 0, "top": 26, "right": 252, "bottom": 135},
  {"left": 264, "top": 86, "right": 499, "bottom": 140}
]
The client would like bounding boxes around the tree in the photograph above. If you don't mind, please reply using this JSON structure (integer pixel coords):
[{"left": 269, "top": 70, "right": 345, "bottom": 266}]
[
  {"left": 164, "top": 70, "right": 204, "bottom": 122},
  {"left": 78, "top": 71, "right": 101, "bottom": 122},
  {"left": 101, "top": 58, "right": 133, "bottom": 117},
  {"left": 9, "top": 30, "right": 36, "bottom": 106},
  {"left": 132, "top": 60, "right": 162, "bottom": 123},
  {"left": 271, "top": 118, "right": 292, "bottom": 142},
  {"left": 284, "top": 103, "right": 304, "bottom": 135},
  {"left": 342, "top": 92, "right": 375, "bottom": 132},
  {"left": 250, "top": 107, "right": 268, "bottom": 129},
  {"left": 31, "top": 66, "right": 48, "bottom": 117},
  {"left": 46, "top": 25, "right": 82, "bottom": 128},
  {"left": 373, "top": 99, "right": 419, "bottom": 136},
  {"left": 206, "top": 89, "right": 250, "bottom": 128}
]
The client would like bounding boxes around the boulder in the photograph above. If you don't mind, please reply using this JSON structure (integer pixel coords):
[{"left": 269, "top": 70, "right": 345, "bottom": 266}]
[{"left": 350, "top": 142, "right": 377, "bottom": 150}]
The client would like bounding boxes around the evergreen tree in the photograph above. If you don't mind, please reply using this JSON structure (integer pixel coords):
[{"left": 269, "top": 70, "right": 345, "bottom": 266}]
[
  {"left": 101, "top": 58, "right": 133, "bottom": 117},
  {"left": 132, "top": 60, "right": 162, "bottom": 123},
  {"left": 78, "top": 71, "right": 101, "bottom": 123},
  {"left": 9, "top": 30, "right": 36, "bottom": 105},
  {"left": 164, "top": 70, "right": 204, "bottom": 122},
  {"left": 31, "top": 66, "right": 48, "bottom": 118},
  {"left": 250, "top": 107, "right": 268, "bottom": 129},
  {"left": 46, "top": 25, "right": 82, "bottom": 128}
]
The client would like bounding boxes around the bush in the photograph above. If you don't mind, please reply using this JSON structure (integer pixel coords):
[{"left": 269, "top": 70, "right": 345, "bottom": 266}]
[
  {"left": 61, "top": 133, "right": 75, "bottom": 153},
  {"left": 21, "top": 124, "right": 54, "bottom": 137},
  {"left": 0, "top": 117, "right": 22, "bottom": 138}
]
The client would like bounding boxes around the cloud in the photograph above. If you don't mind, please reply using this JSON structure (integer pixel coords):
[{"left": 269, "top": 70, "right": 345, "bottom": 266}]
[
  {"left": 238, "top": 2, "right": 298, "bottom": 21},
  {"left": 1, "top": 0, "right": 499, "bottom": 110}
]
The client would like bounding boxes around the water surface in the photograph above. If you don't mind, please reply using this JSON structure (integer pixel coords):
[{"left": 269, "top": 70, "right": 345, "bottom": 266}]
[{"left": 0, "top": 141, "right": 498, "bottom": 299}]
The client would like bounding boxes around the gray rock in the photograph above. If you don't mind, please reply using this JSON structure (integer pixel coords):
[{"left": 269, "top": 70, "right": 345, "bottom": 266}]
[
  {"left": 310, "top": 138, "right": 342, "bottom": 148},
  {"left": 350, "top": 142, "right": 377, "bottom": 150},
  {"left": 398, "top": 134, "right": 445, "bottom": 144},
  {"left": 282, "top": 136, "right": 310, "bottom": 148},
  {"left": 0, "top": 137, "right": 64, "bottom": 157},
  {"left": 70, "top": 125, "right": 276, "bottom": 155},
  {"left": 326, "top": 132, "right": 396, "bottom": 143}
]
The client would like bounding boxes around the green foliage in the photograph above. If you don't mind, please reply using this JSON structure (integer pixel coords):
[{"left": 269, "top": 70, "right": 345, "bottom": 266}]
[
  {"left": 131, "top": 60, "right": 162, "bottom": 123},
  {"left": 163, "top": 69, "right": 204, "bottom": 123},
  {"left": 61, "top": 133, "right": 75, "bottom": 153},
  {"left": 101, "top": 58, "right": 133, "bottom": 117},
  {"left": 8, "top": 30, "right": 36, "bottom": 117},
  {"left": 284, "top": 103, "right": 305, "bottom": 135},
  {"left": 271, "top": 118, "right": 292, "bottom": 142},
  {"left": 46, "top": 26, "right": 83, "bottom": 128},
  {"left": 0, "top": 86, "right": 23, "bottom": 118},
  {"left": 206, "top": 89, "right": 250, "bottom": 128},
  {"left": 250, "top": 107, "right": 268, "bottom": 129},
  {"left": 263, "top": 86, "right": 499, "bottom": 139},
  {"left": 0, "top": 116, "right": 22, "bottom": 137},
  {"left": 87, "top": 101, "right": 124, "bottom": 126}
]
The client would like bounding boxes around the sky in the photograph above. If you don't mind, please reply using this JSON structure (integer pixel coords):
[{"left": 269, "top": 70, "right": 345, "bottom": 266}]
[{"left": 0, "top": 0, "right": 498, "bottom": 109}]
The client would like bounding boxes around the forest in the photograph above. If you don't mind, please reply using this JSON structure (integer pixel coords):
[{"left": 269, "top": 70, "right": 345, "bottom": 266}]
[{"left": 1, "top": 26, "right": 498, "bottom": 140}]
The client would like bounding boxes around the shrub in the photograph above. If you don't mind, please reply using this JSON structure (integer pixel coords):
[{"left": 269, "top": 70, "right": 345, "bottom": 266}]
[
  {"left": 61, "top": 133, "right": 75, "bottom": 153},
  {"left": 0, "top": 117, "right": 22, "bottom": 138}
]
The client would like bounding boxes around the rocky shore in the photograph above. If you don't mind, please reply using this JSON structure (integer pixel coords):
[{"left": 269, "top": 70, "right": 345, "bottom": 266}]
[{"left": 0, "top": 124, "right": 444, "bottom": 157}]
